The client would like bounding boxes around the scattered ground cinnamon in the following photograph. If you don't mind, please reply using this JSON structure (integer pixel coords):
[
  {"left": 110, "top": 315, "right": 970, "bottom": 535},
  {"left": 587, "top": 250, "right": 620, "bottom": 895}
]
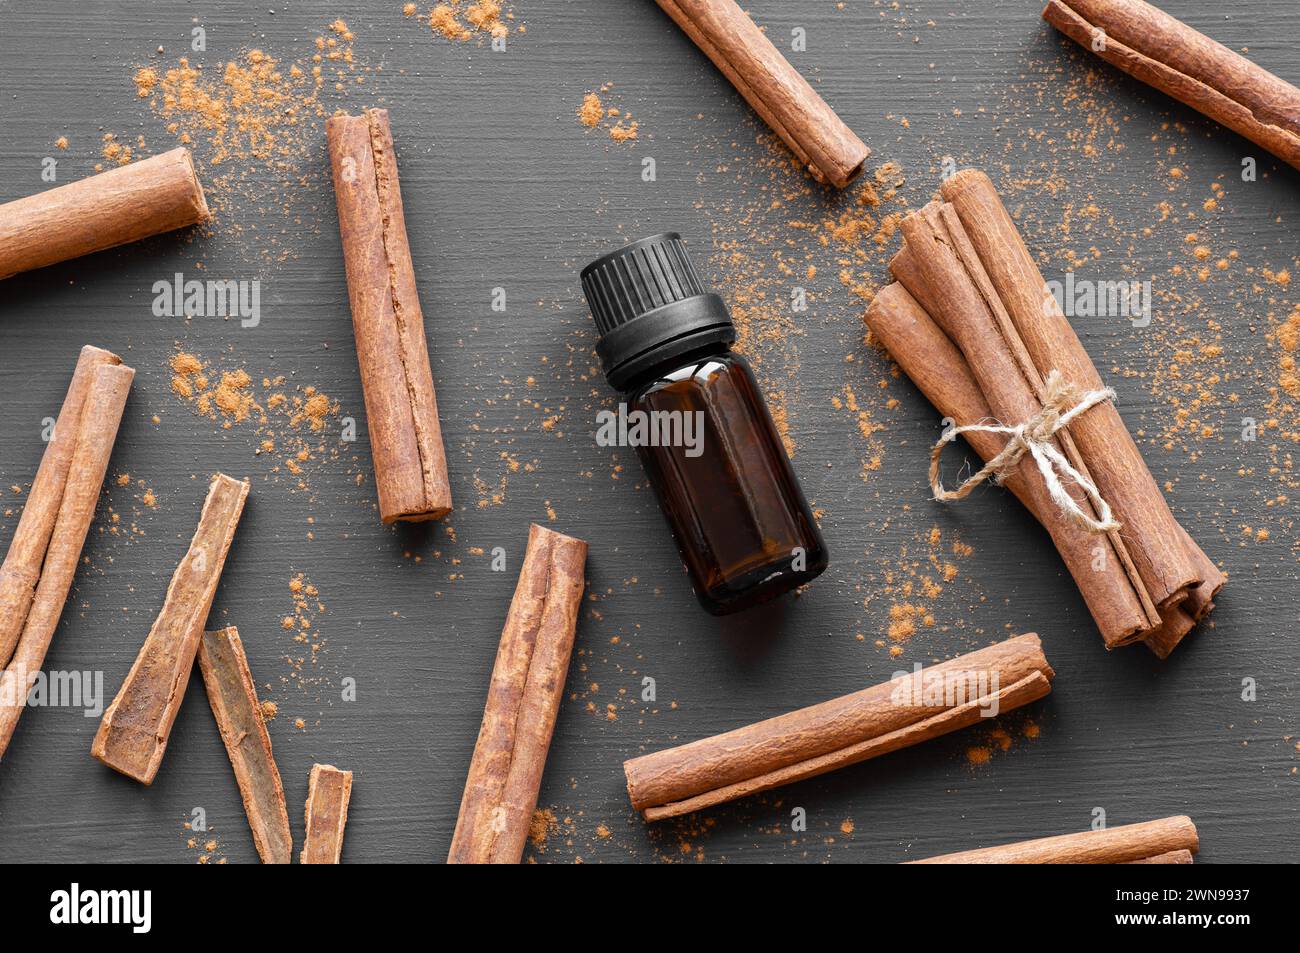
[
  {"left": 966, "top": 714, "right": 1043, "bottom": 767},
  {"left": 421, "top": 1, "right": 518, "bottom": 42},
  {"left": 577, "top": 93, "right": 603, "bottom": 128},
  {"left": 168, "top": 349, "right": 349, "bottom": 492},
  {"left": 696, "top": 139, "right": 909, "bottom": 454},
  {"left": 528, "top": 807, "right": 559, "bottom": 851},
  {"left": 861, "top": 526, "right": 976, "bottom": 657},
  {"left": 129, "top": 20, "right": 368, "bottom": 265},
  {"left": 136, "top": 23, "right": 359, "bottom": 166},
  {"left": 944, "top": 39, "right": 1299, "bottom": 535},
  {"left": 576, "top": 85, "right": 640, "bottom": 143}
]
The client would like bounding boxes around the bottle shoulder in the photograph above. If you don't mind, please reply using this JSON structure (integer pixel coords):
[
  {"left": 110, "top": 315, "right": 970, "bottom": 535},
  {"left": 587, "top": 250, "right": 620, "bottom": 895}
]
[{"left": 627, "top": 350, "right": 753, "bottom": 401}]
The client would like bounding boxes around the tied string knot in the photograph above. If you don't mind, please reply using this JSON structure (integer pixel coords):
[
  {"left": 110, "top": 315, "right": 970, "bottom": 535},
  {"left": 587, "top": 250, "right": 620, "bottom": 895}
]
[{"left": 929, "top": 369, "right": 1122, "bottom": 535}]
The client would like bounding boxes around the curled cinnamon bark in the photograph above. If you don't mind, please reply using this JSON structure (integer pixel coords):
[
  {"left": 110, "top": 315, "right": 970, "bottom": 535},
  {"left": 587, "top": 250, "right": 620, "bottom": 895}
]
[
  {"left": 92, "top": 474, "right": 249, "bottom": 784},
  {"left": 0, "top": 360, "right": 134, "bottom": 759},
  {"left": 0, "top": 148, "right": 208, "bottom": 280},
  {"left": 625, "top": 634, "right": 1053, "bottom": 822},
  {"left": 448, "top": 523, "right": 587, "bottom": 864},
  {"left": 1180, "top": 531, "right": 1227, "bottom": 621},
  {"left": 327, "top": 108, "right": 452, "bottom": 524},
  {"left": 0, "top": 346, "right": 122, "bottom": 670},
  {"left": 908, "top": 815, "right": 1198, "bottom": 864},
  {"left": 653, "top": 0, "right": 870, "bottom": 187},
  {"left": 867, "top": 282, "right": 1138, "bottom": 642},
  {"left": 1043, "top": 0, "right": 1300, "bottom": 171}
]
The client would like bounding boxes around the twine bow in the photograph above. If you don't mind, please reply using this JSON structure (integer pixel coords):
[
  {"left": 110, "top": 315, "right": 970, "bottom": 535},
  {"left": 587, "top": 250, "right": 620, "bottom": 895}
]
[{"left": 929, "top": 370, "right": 1121, "bottom": 534}]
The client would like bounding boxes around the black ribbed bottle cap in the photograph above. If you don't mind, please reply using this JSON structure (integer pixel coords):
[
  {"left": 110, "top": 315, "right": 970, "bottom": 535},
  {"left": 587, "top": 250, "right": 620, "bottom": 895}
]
[{"left": 580, "top": 233, "right": 734, "bottom": 391}]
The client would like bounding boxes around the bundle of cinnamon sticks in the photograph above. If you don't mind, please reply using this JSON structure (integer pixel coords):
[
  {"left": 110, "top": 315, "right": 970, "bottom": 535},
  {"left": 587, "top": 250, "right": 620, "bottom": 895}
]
[{"left": 866, "top": 169, "right": 1224, "bottom": 656}]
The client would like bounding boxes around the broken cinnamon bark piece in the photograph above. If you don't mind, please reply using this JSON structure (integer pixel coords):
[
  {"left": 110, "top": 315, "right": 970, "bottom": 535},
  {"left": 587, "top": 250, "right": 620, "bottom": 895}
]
[
  {"left": 301, "top": 763, "right": 353, "bottom": 864},
  {"left": 91, "top": 474, "right": 249, "bottom": 784},
  {"left": 197, "top": 626, "right": 292, "bottom": 864}
]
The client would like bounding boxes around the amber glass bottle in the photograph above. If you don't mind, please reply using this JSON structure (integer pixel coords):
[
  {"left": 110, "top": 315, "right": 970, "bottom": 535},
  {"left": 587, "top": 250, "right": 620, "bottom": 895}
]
[{"left": 581, "top": 233, "right": 828, "bottom": 615}]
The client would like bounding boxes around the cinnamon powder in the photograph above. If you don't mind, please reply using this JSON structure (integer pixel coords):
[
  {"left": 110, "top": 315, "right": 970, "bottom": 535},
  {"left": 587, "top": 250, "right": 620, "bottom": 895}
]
[
  {"left": 576, "top": 85, "right": 640, "bottom": 143},
  {"left": 422, "top": 1, "right": 517, "bottom": 42},
  {"left": 168, "top": 350, "right": 347, "bottom": 492}
]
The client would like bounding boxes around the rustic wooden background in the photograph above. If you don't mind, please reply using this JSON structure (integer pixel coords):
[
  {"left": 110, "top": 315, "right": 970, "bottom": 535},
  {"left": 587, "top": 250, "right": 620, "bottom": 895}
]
[{"left": 0, "top": 0, "right": 1296, "bottom": 863}]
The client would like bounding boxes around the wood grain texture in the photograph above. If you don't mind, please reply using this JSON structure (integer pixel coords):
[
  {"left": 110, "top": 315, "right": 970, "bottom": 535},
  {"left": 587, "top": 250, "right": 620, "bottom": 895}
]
[{"left": 0, "top": 0, "right": 1295, "bottom": 863}]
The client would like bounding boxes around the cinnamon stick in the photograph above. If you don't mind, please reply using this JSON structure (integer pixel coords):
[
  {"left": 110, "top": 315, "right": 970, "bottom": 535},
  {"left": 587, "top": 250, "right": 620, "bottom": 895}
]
[
  {"left": 908, "top": 815, "right": 1198, "bottom": 864},
  {"left": 0, "top": 346, "right": 122, "bottom": 670},
  {"left": 91, "top": 474, "right": 249, "bottom": 784},
  {"left": 0, "top": 361, "right": 134, "bottom": 759},
  {"left": 653, "top": 0, "right": 870, "bottom": 188},
  {"left": 940, "top": 168, "right": 1206, "bottom": 613},
  {"left": 864, "top": 284, "right": 1208, "bottom": 658},
  {"left": 0, "top": 148, "right": 208, "bottom": 280},
  {"left": 448, "top": 523, "right": 587, "bottom": 864},
  {"left": 1043, "top": 0, "right": 1300, "bottom": 172},
  {"left": 301, "top": 763, "right": 353, "bottom": 864},
  {"left": 197, "top": 626, "right": 293, "bottom": 865},
  {"left": 327, "top": 108, "right": 452, "bottom": 524},
  {"left": 625, "top": 634, "right": 1054, "bottom": 822}
]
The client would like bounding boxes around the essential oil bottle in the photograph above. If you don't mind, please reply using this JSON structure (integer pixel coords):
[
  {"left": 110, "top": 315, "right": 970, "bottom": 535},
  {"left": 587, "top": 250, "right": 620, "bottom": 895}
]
[{"left": 581, "top": 232, "right": 828, "bottom": 615}]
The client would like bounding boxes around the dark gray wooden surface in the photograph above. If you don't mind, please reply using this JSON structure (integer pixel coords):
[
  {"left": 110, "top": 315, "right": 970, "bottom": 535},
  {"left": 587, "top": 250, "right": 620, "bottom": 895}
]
[{"left": 0, "top": 0, "right": 1296, "bottom": 863}]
